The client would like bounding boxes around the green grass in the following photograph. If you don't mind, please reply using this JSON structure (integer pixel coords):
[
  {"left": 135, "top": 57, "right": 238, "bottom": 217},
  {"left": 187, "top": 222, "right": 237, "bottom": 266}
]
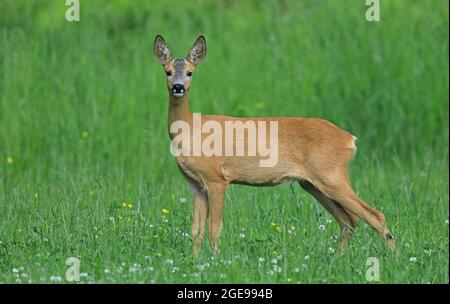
[{"left": 0, "top": 0, "right": 448, "bottom": 283}]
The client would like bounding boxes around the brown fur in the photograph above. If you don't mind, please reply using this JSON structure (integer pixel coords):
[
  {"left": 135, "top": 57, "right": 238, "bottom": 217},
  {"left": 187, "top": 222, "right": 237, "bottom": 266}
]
[{"left": 154, "top": 35, "right": 396, "bottom": 256}]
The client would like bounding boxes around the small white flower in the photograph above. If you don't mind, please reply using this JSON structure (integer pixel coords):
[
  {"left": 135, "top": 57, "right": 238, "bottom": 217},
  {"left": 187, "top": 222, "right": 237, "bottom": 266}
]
[
  {"left": 165, "top": 259, "right": 174, "bottom": 266},
  {"left": 179, "top": 197, "right": 187, "bottom": 203},
  {"left": 129, "top": 263, "right": 141, "bottom": 272},
  {"left": 271, "top": 258, "right": 278, "bottom": 264},
  {"left": 149, "top": 224, "right": 155, "bottom": 228},
  {"left": 267, "top": 270, "right": 274, "bottom": 276},
  {"left": 239, "top": 233, "right": 245, "bottom": 239},
  {"left": 80, "top": 272, "right": 89, "bottom": 277},
  {"left": 318, "top": 224, "right": 326, "bottom": 231},
  {"left": 274, "top": 266, "right": 282, "bottom": 273},
  {"left": 409, "top": 257, "right": 417, "bottom": 263},
  {"left": 196, "top": 264, "right": 205, "bottom": 271},
  {"left": 49, "top": 275, "right": 62, "bottom": 282},
  {"left": 144, "top": 255, "right": 151, "bottom": 260},
  {"left": 154, "top": 252, "right": 161, "bottom": 257},
  {"left": 108, "top": 217, "right": 115, "bottom": 224},
  {"left": 12, "top": 268, "right": 19, "bottom": 273},
  {"left": 445, "top": 219, "right": 449, "bottom": 225},
  {"left": 327, "top": 247, "right": 336, "bottom": 254},
  {"left": 304, "top": 255, "right": 310, "bottom": 261},
  {"left": 171, "top": 267, "right": 179, "bottom": 273},
  {"left": 258, "top": 257, "right": 265, "bottom": 263},
  {"left": 146, "top": 266, "right": 154, "bottom": 272},
  {"left": 325, "top": 219, "right": 332, "bottom": 224},
  {"left": 43, "top": 237, "right": 48, "bottom": 242},
  {"left": 276, "top": 255, "right": 283, "bottom": 260},
  {"left": 104, "top": 268, "right": 111, "bottom": 274},
  {"left": 293, "top": 267, "right": 300, "bottom": 273}
]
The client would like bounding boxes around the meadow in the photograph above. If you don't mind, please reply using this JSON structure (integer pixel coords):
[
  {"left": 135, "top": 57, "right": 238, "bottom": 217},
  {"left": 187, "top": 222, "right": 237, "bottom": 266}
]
[{"left": 0, "top": 0, "right": 448, "bottom": 283}]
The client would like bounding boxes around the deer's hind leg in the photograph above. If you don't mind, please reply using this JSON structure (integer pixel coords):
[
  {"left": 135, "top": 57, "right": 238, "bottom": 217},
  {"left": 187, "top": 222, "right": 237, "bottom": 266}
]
[
  {"left": 299, "top": 180, "right": 357, "bottom": 252},
  {"left": 315, "top": 178, "right": 395, "bottom": 251}
]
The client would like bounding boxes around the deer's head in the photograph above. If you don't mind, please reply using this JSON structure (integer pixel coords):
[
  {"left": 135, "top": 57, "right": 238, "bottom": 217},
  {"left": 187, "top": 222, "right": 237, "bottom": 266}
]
[{"left": 154, "top": 35, "right": 206, "bottom": 98}]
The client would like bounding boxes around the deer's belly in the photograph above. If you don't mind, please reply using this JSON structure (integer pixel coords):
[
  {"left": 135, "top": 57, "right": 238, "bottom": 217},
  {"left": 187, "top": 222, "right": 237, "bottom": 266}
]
[{"left": 221, "top": 158, "right": 301, "bottom": 186}]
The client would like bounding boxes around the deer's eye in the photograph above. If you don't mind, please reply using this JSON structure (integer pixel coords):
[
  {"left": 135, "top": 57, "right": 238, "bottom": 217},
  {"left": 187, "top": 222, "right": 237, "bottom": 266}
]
[
  {"left": 166, "top": 70, "right": 172, "bottom": 77},
  {"left": 186, "top": 71, "right": 192, "bottom": 77}
]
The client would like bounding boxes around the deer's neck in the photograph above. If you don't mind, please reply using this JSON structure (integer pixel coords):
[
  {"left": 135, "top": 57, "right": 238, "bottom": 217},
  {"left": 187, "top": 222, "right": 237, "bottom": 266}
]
[{"left": 168, "top": 94, "right": 193, "bottom": 138}]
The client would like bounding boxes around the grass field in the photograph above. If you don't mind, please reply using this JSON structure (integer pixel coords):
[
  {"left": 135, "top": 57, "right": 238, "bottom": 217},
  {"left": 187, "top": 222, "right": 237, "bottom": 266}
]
[{"left": 0, "top": 0, "right": 448, "bottom": 283}]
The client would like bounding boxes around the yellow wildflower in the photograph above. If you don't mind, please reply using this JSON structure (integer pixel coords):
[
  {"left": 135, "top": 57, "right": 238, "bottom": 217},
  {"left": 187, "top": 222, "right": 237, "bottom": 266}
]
[
  {"left": 81, "top": 131, "right": 89, "bottom": 139},
  {"left": 162, "top": 208, "right": 170, "bottom": 214},
  {"left": 5, "top": 156, "right": 13, "bottom": 165},
  {"left": 127, "top": 203, "right": 133, "bottom": 209}
]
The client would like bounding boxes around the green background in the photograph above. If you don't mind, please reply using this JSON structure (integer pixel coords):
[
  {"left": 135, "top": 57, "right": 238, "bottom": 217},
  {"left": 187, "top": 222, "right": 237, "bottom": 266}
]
[{"left": 0, "top": 0, "right": 448, "bottom": 283}]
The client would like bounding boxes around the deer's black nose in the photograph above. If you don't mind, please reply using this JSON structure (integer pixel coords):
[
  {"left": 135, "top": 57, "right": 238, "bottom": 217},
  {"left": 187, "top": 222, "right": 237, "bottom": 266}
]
[{"left": 172, "top": 84, "right": 185, "bottom": 93}]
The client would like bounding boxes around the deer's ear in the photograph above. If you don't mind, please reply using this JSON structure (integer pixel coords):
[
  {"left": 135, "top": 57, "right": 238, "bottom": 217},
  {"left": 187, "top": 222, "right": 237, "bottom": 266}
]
[
  {"left": 187, "top": 36, "right": 206, "bottom": 65},
  {"left": 154, "top": 35, "right": 173, "bottom": 64}
]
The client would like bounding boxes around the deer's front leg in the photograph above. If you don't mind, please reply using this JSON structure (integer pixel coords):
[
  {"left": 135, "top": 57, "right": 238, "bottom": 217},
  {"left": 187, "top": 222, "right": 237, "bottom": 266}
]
[
  {"left": 192, "top": 189, "right": 208, "bottom": 257},
  {"left": 206, "top": 182, "right": 228, "bottom": 253}
]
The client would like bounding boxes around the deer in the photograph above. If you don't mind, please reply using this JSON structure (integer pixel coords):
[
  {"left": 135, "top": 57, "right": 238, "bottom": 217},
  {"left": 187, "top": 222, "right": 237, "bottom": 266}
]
[{"left": 153, "top": 35, "right": 396, "bottom": 256}]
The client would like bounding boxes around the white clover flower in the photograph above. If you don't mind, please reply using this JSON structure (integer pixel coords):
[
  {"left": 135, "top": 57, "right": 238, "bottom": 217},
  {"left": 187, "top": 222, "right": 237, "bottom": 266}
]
[
  {"left": 274, "top": 266, "right": 282, "bottom": 273},
  {"left": 12, "top": 268, "right": 19, "bottom": 273},
  {"left": 104, "top": 268, "right": 111, "bottom": 274},
  {"left": 258, "top": 257, "right": 265, "bottom": 263},
  {"left": 179, "top": 197, "right": 187, "bottom": 203},
  {"left": 325, "top": 219, "right": 332, "bottom": 224},
  {"left": 445, "top": 219, "right": 449, "bottom": 225},
  {"left": 293, "top": 268, "right": 300, "bottom": 273},
  {"left": 409, "top": 257, "right": 417, "bottom": 263},
  {"left": 304, "top": 255, "right": 310, "bottom": 261},
  {"left": 165, "top": 259, "right": 174, "bottom": 265},
  {"left": 196, "top": 264, "right": 205, "bottom": 271},
  {"left": 271, "top": 258, "right": 278, "bottom": 264},
  {"left": 318, "top": 224, "right": 326, "bottom": 231},
  {"left": 49, "top": 275, "right": 62, "bottom": 282},
  {"left": 239, "top": 233, "right": 245, "bottom": 239},
  {"left": 327, "top": 247, "right": 336, "bottom": 254},
  {"left": 171, "top": 267, "right": 179, "bottom": 273}
]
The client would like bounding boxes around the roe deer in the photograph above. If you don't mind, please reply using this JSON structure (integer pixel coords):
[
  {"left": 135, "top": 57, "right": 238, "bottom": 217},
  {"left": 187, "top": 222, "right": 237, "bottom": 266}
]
[{"left": 154, "top": 35, "right": 396, "bottom": 256}]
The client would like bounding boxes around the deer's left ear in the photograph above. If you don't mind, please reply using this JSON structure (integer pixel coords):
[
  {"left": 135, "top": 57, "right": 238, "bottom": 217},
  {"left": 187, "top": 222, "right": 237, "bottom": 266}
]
[{"left": 187, "top": 36, "right": 206, "bottom": 65}]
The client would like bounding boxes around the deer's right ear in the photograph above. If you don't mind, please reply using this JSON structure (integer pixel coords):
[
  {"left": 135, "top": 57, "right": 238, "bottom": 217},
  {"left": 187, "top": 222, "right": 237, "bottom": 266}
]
[{"left": 154, "top": 35, "right": 173, "bottom": 64}]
